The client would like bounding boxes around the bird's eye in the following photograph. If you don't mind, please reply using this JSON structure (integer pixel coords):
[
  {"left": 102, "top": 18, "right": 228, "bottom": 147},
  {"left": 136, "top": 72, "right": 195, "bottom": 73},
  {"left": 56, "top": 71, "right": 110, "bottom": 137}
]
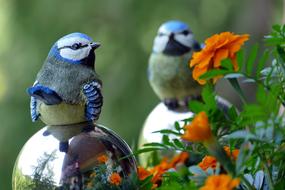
[
  {"left": 70, "top": 43, "right": 81, "bottom": 50},
  {"left": 158, "top": 32, "right": 164, "bottom": 37},
  {"left": 182, "top": 30, "right": 190, "bottom": 35}
]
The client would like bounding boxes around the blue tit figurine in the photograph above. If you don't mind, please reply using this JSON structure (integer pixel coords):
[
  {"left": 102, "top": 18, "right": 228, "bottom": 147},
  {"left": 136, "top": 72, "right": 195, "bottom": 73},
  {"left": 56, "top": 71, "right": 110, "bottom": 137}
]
[
  {"left": 148, "top": 20, "right": 202, "bottom": 111},
  {"left": 27, "top": 33, "right": 103, "bottom": 152}
]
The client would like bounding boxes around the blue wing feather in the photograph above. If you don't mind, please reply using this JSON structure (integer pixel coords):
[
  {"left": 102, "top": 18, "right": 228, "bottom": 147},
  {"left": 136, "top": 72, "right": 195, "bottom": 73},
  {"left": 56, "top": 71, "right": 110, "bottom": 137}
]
[
  {"left": 83, "top": 81, "right": 103, "bottom": 121},
  {"left": 30, "top": 82, "right": 40, "bottom": 122}
]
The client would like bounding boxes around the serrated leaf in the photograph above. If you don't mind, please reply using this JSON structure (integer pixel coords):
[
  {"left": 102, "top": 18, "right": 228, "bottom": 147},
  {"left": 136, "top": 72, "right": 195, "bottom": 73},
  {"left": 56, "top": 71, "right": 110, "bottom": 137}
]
[{"left": 246, "top": 44, "right": 258, "bottom": 75}]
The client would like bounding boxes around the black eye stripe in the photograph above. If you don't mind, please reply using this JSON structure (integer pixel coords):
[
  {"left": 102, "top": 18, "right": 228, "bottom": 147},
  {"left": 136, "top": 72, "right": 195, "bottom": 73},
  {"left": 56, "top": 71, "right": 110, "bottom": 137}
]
[
  {"left": 181, "top": 30, "right": 191, "bottom": 35},
  {"left": 58, "top": 44, "right": 89, "bottom": 50}
]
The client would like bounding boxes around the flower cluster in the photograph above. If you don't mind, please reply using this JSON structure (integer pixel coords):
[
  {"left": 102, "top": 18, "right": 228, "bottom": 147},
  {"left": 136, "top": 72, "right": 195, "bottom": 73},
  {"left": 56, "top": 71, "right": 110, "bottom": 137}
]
[{"left": 138, "top": 26, "right": 285, "bottom": 190}]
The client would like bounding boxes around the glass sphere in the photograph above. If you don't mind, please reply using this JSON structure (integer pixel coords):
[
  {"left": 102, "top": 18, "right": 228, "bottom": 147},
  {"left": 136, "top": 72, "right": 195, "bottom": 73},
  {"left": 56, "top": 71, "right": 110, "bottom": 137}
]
[{"left": 13, "top": 125, "right": 137, "bottom": 190}]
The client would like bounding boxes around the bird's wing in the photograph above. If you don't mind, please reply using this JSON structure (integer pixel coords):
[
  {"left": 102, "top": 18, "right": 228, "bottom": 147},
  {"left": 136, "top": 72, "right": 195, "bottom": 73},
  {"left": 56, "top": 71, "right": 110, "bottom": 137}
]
[
  {"left": 27, "top": 84, "right": 62, "bottom": 105},
  {"left": 30, "top": 81, "right": 40, "bottom": 122},
  {"left": 82, "top": 81, "right": 103, "bottom": 121}
]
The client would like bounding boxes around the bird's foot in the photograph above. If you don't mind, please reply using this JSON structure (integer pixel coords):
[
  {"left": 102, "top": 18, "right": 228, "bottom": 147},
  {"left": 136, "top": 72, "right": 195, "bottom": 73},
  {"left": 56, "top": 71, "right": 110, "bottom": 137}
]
[
  {"left": 163, "top": 98, "right": 179, "bottom": 110},
  {"left": 59, "top": 141, "right": 69, "bottom": 152}
]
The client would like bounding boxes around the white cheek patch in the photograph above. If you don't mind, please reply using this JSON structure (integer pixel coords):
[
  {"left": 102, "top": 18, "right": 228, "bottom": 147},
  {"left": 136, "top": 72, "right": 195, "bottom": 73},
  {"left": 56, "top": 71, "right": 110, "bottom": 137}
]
[
  {"left": 158, "top": 26, "right": 171, "bottom": 35},
  {"left": 174, "top": 34, "right": 194, "bottom": 48},
  {"left": 57, "top": 37, "right": 90, "bottom": 48},
  {"left": 153, "top": 35, "right": 168, "bottom": 53},
  {"left": 60, "top": 46, "right": 92, "bottom": 61}
]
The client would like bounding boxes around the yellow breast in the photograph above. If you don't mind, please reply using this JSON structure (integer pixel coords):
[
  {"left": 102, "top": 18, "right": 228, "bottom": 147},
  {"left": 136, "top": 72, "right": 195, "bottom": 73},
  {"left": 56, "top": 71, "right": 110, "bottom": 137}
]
[{"left": 39, "top": 103, "right": 86, "bottom": 126}]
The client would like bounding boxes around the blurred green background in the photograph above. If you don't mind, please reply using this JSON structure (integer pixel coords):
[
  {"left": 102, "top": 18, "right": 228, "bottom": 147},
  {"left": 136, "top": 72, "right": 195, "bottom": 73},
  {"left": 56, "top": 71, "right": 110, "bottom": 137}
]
[{"left": 0, "top": 0, "right": 283, "bottom": 189}]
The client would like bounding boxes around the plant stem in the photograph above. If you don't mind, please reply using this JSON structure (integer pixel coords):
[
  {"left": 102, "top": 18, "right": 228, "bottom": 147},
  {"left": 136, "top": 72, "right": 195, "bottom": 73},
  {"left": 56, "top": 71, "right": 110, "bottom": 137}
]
[{"left": 228, "top": 78, "right": 247, "bottom": 104}]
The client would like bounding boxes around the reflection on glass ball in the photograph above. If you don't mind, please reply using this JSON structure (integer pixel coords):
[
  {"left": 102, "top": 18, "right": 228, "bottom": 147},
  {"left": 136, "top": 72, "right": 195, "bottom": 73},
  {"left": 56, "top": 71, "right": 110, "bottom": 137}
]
[
  {"left": 138, "top": 97, "right": 231, "bottom": 166},
  {"left": 13, "top": 125, "right": 138, "bottom": 190},
  {"left": 138, "top": 103, "right": 192, "bottom": 166}
]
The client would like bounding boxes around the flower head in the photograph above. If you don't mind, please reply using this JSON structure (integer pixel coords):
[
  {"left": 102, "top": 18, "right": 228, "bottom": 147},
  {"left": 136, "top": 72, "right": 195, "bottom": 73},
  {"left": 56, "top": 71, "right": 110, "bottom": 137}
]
[
  {"left": 169, "top": 152, "right": 189, "bottom": 168},
  {"left": 198, "top": 156, "right": 217, "bottom": 171},
  {"left": 138, "top": 166, "right": 152, "bottom": 181},
  {"left": 181, "top": 111, "right": 212, "bottom": 142},
  {"left": 97, "top": 154, "right": 108, "bottom": 164},
  {"left": 224, "top": 146, "right": 239, "bottom": 160},
  {"left": 190, "top": 32, "right": 249, "bottom": 84},
  {"left": 200, "top": 174, "right": 240, "bottom": 190},
  {"left": 108, "top": 172, "right": 122, "bottom": 186}
]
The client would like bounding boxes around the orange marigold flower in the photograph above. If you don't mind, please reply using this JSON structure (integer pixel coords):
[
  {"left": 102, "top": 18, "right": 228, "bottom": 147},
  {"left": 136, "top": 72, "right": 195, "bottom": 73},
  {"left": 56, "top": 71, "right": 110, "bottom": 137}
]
[
  {"left": 224, "top": 146, "right": 239, "bottom": 160},
  {"left": 108, "top": 172, "right": 122, "bottom": 186},
  {"left": 97, "top": 154, "right": 108, "bottom": 163},
  {"left": 138, "top": 166, "right": 152, "bottom": 181},
  {"left": 198, "top": 156, "right": 217, "bottom": 171},
  {"left": 200, "top": 174, "right": 240, "bottom": 190},
  {"left": 169, "top": 152, "right": 189, "bottom": 168},
  {"left": 190, "top": 32, "right": 249, "bottom": 85},
  {"left": 181, "top": 112, "right": 212, "bottom": 142}
]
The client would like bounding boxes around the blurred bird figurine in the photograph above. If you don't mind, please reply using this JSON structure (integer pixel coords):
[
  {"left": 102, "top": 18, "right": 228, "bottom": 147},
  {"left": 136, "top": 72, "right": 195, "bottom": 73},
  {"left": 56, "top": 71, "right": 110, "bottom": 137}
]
[
  {"left": 148, "top": 20, "right": 202, "bottom": 110},
  {"left": 27, "top": 32, "right": 103, "bottom": 152}
]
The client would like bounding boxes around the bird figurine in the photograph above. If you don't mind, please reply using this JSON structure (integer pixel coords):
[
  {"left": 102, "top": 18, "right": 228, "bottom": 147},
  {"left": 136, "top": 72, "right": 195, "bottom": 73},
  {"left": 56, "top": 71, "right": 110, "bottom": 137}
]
[
  {"left": 148, "top": 20, "right": 202, "bottom": 111},
  {"left": 27, "top": 32, "right": 103, "bottom": 152}
]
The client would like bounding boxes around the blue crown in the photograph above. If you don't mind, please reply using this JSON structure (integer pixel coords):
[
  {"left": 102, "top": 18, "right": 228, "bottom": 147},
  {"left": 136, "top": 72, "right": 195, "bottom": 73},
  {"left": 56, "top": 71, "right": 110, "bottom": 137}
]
[{"left": 161, "top": 20, "right": 189, "bottom": 33}]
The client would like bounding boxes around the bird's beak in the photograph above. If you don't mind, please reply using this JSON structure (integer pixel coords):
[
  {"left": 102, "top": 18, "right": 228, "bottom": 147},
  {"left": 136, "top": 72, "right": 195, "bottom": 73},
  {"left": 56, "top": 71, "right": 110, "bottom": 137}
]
[{"left": 90, "top": 42, "right": 101, "bottom": 50}]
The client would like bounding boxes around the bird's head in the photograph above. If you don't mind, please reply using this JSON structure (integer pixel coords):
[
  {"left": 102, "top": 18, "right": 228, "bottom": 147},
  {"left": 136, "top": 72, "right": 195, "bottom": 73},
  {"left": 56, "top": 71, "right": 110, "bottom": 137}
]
[
  {"left": 152, "top": 20, "right": 200, "bottom": 56},
  {"left": 48, "top": 32, "right": 100, "bottom": 67}
]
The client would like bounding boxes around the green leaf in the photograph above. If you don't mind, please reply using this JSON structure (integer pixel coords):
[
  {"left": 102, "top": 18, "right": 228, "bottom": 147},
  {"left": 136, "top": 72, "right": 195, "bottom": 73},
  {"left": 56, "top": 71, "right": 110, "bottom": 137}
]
[
  {"left": 272, "top": 24, "right": 281, "bottom": 32},
  {"left": 174, "top": 122, "right": 181, "bottom": 131},
  {"left": 277, "top": 45, "right": 285, "bottom": 63},
  {"left": 152, "top": 129, "right": 181, "bottom": 136},
  {"left": 221, "top": 58, "right": 234, "bottom": 71},
  {"left": 224, "top": 130, "right": 257, "bottom": 140},
  {"left": 224, "top": 73, "right": 244, "bottom": 79},
  {"left": 162, "top": 135, "right": 173, "bottom": 147},
  {"left": 228, "top": 78, "right": 247, "bottom": 103},
  {"left": 236, "top": 49, "right": 244, "bottom": 71},
  {"left": 246, "top": 44, "right": 258, "bottom": 75},
  {"left": 202, "top": 84, "right": 216, "bottom": 109},
  {"left": 143, "top": 142, "right": 169, "bottom": 148},
  {"left": 188, "top": 100, "right": 205, "bottom": 113},
  {"left": 227, "top": 106, "right": 238, "bottom": 120},
  {"left": 173, "top": 138, "right": 185, "bottom": 149},
  {"left": 256, "top": 50, "right": 269, "bottom": 77},
  {"left": 199, "top": 69, "right": 230, "bottom": 80}
]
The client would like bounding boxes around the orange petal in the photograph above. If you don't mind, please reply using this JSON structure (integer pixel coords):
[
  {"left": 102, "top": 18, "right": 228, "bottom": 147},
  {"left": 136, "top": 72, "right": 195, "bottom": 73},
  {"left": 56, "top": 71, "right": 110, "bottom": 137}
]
[{"left": 213, "top": 48, "right": 228, "bottom": 68}]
